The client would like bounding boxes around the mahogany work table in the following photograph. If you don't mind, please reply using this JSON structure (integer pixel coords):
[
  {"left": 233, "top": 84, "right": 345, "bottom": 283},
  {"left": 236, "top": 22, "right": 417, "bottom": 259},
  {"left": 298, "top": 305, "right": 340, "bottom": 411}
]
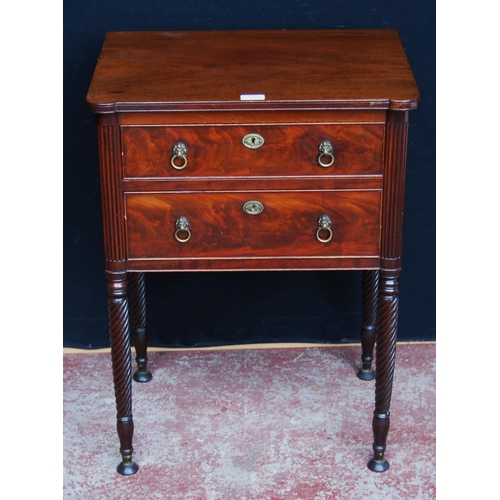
[{"left": 86, "top": 29, "right": 419, "bottom": 476}]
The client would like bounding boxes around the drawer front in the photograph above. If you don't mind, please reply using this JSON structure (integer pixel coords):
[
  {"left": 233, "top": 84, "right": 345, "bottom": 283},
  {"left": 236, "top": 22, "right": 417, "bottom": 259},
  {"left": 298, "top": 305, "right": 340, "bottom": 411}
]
[
  {"left": 125, "top": 191, "right": 381, "bottom": 260},
  {"left": 122, "top": 125, "right": 384, "bottom": 178}
]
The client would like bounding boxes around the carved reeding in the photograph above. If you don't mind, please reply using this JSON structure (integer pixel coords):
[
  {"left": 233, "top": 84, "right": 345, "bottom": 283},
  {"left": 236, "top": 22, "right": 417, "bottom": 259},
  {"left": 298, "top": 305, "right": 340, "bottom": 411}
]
[
  {"left": 107, "top": 273, "right": 133, "bottom": 418},
  {"left": 128, "top": 272, "right": 152, "bottom": 382},
  {"left": 381, "top": 112, "right": 409, "bottom": 266},
  {"left": 110, "top": 302, "right": 133, "bottom": 417},
  {"left": 98, "top": 118, "right": 126, "bottom": 263},
  {"left": 374, "top": 271, "right": 399, "bottom": 414},
  {"left": 362, "top": 270, "right": 379, "bottom": 328},
  {"left": 128, "top": 273, "right": 146, "bottom": 329}
]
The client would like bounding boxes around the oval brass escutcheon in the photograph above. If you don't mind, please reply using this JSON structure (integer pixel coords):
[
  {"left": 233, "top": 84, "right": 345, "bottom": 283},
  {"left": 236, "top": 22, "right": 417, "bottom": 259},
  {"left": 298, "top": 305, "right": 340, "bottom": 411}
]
[
  {"left": 242, "top": 133, "right": 265, "bottom": 149},
  {"left": 243, "top": 200, "right": 264, "bottom": 215}
]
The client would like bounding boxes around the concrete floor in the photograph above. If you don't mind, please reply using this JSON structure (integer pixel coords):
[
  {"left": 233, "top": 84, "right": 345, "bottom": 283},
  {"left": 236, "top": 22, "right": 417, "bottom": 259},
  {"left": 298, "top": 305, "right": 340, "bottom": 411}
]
[{"left": 63, "top": 343, "right": 435, "bottom": 499}]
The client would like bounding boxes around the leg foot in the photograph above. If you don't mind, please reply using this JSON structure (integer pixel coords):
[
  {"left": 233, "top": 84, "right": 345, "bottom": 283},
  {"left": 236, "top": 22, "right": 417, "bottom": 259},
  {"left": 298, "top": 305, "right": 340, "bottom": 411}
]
[
  {"left": 368, "top": 411, "right": 391, "bottom": 473},
  {"left": 132, "top": 327, "right": 152, "bottom": 383},
  {"left": 133, "top": 362, "right": 153, "bottom": 383},
  {"left": 116, "top": 415, "right": 138, "bottom": 475},
  {"left": 357, "top": 365, "right": 375, "bottom": 381},
  {"left": 128, "top": 273, "right": 153, "bottom": 383},
  {"left": 117, "top": 457, "right": 139, "bottom": 476},
  {"left": 358, "top": 271, "right": 378, "bottom": 381},
  {"left": 367, "top": 457, "right": 390, "bottom": 472}
]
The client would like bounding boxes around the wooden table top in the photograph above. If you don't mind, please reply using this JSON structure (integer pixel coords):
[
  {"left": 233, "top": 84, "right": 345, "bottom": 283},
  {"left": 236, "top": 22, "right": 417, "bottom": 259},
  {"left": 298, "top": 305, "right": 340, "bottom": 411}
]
[{"left": 86, "top": 29, "right": 419, "bottom": 113}]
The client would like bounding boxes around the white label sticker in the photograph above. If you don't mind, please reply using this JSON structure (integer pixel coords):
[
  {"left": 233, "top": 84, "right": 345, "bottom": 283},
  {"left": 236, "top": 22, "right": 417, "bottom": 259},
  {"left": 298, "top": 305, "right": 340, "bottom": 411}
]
[{"left": 240, "top": 94, "right": 266, "bottom": 101}]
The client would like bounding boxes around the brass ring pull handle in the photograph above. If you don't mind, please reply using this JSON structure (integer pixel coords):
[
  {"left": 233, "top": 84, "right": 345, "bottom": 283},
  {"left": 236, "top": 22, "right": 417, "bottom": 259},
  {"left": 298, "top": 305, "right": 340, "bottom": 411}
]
[
  {"left": 175, "top": 216, "right": 191, "bottom": 243},
  {"left": 171, "top": 142, "right": 188, "bottom": 170},
  {"left": 316, "top": 215, "right": 333, "bottom": 243},
  {"left": 317, "top": 140, "right": 334, "bottom": 167}
]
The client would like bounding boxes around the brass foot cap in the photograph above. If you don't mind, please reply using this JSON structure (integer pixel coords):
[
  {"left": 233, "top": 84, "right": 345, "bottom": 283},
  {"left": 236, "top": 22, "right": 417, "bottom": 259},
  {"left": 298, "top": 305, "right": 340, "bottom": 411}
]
[
  {"left": 357, "top": 369, "right": 375, "bottom": 381},
  {"left": 367, "top": 458, "right": 390, "bottom": 472},
  {"left": 117, "top": 461, "right": 139, "bottom": 476},
  {"left": 133, "top": 370, "right": 153, "bottom": 383}
]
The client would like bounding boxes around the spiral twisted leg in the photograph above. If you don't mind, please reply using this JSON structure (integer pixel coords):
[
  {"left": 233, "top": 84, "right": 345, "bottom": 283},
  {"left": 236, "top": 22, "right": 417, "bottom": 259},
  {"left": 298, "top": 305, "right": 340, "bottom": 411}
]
[
  {"left": 368, "top": 269, "right": 399, "bottom": 472},
  {"left": 107, "top": 271, "right": 138, "bottom": 476},
  {"left": 358, "top": 270, "right": 379, "bottom": 381},
  {"left": 128, "top": 272, "right": 152, "bottom": 383}
]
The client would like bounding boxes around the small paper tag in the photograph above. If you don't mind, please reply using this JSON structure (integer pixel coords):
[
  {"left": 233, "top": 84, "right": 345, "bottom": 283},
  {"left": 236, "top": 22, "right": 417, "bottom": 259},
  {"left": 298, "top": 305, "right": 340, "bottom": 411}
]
[{"left": 240, "top": 94, "right": 266, "bottom": 101}]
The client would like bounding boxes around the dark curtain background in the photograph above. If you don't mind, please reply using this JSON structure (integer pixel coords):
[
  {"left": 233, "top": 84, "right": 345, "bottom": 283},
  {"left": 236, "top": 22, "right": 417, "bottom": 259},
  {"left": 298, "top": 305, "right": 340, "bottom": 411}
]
[{"left": 63, "top": 0, "right": 435, "bottom": 349}]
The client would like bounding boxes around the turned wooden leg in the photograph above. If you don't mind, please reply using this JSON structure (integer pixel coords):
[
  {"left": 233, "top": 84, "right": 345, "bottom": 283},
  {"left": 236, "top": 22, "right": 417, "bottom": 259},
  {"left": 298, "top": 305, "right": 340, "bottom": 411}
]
[
  {"left": 128, "top": 272, "right": 152, "bottom": 383},
  {"left": 107, "top": 271, "right": 139, "bottom": 476},
  {"left": 357, "top": 270, "right": 379, "bottom": 381},
  {"left": 368, "top": 269, "right": 399, "bottom": 472}
]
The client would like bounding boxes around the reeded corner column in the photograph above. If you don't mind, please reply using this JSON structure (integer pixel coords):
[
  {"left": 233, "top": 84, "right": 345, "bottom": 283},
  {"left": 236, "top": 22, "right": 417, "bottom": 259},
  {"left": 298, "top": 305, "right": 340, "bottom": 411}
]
[
  {"left": 368, "top": 110, "right": 409, "bottom": 472},
  {"left": 98, "top": 113, "right": 138, "bottom": 475}
]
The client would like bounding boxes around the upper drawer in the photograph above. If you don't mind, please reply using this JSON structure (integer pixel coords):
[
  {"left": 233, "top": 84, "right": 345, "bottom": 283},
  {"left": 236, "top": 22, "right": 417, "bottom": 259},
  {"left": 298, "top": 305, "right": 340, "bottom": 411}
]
[{"left": 121, "top": 124, "right": 384, "bottom": 178}]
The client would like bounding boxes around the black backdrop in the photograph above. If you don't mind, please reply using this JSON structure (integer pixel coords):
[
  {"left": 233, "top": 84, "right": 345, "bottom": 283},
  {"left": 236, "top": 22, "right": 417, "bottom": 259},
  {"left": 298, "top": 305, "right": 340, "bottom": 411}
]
[{"left": 63, "top": 0, "right": 435, "bottom": 349}]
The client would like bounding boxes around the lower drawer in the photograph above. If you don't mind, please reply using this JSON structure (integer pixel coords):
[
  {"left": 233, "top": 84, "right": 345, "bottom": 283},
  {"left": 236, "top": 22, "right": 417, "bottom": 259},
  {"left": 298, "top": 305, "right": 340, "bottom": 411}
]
[{"left": 125, "top": 191, "right": 381, "bottom": 260}]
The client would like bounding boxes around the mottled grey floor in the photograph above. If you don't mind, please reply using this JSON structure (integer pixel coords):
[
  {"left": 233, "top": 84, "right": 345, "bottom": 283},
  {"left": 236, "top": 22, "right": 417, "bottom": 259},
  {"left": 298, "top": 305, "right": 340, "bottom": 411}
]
[{"left": 64, "top": 343, "right": 435, "bottom": 499}]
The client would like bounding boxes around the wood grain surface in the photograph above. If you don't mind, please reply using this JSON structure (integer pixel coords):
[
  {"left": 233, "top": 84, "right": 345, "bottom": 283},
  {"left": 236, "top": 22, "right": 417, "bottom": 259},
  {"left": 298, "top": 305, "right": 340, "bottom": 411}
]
[
  {"left": 125, "top": 190, "right": 381, "bottom": 259},
  {"left": 122, "top": 124, "right": 384, "bottom": 178},
  {"left": 86, "top": 30, "right": 419, "bottom": 113}
]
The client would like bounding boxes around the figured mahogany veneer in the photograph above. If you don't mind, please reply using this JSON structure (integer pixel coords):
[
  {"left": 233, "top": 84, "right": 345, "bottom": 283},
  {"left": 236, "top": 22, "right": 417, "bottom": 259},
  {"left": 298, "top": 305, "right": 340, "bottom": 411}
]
[
  {"left": 122, "top": 124, "right": 384, "bottom": 178},
  {"left": 125, "top": 191, "right": 381, "bottom": 260},
  {"left": 86, "top": 29, "right": 419, "bottom": 476}
]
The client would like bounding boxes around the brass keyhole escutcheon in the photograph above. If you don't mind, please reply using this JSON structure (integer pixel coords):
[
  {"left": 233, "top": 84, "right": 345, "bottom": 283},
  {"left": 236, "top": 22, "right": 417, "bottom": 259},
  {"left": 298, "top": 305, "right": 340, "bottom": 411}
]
[
  {"left": 242, "top": 133, "right": 265, "bottom": 149},
  {"left": 243, "top": 200, "right": 264, "bottom": 215}
]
